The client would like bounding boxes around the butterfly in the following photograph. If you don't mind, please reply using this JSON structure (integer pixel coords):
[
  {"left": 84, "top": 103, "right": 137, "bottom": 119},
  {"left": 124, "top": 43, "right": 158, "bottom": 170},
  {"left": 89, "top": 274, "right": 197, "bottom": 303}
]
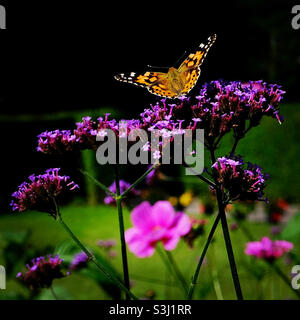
[{"left": 114, "top": 34, "right": 217, "bottom": 99}]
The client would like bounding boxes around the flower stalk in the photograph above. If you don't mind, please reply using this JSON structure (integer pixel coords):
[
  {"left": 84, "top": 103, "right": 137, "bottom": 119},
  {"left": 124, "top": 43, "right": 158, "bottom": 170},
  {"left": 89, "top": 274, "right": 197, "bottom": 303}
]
[
  {"left": 156, "top": 246, "right": 188, "bottom": 297},
  {"left": 187, "top": 213, "right": 221, "bottom": 299},
  {"left": 215, "top": 186, "right": 244, "bottom": 300},
  {"left": 114, "top": 164, "right": 131, "bottom": 300},
  {"left": 54, "top": 200, "right": 138, "bottom": 300}
]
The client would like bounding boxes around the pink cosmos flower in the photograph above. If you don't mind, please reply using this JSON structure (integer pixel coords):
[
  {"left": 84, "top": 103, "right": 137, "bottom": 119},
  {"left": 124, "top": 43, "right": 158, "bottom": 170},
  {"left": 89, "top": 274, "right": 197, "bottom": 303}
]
[
  {"left": 125, "top": 201, "right": 192, "bottom": 258},
  {"left": 245, "top": 236, "right": 293, "bottom": 261}
]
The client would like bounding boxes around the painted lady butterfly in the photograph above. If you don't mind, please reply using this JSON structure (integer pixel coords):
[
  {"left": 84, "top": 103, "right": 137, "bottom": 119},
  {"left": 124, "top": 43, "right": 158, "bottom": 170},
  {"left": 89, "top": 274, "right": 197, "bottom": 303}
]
[{"left": 114, "top": 34, "right": 217, "bottom": 99}]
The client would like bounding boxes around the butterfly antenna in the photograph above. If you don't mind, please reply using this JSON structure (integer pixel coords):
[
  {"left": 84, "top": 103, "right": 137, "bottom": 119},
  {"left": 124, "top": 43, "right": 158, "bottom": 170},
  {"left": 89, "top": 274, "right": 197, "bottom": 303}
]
[
  {"left": 174, "top": 50, "right": 187, "bottom": 66},
  {"left": 147, "top": 64, "right": 169, "bottom": 70}
]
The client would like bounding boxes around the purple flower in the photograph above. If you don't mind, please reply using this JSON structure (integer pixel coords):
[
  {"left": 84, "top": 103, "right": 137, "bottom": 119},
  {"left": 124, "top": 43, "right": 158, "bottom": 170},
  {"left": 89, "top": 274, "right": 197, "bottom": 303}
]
[
  {"left": 104, "top": 180, "right": 140, "bottom": 205},
  {"left": 212, "top": 156, "right": 268, "bottom": 201},
  {"left": 97, "top": 239, "right": 118, "bottom": 258},
  {"left": 97, "top": 239, "right": 117, "bottom": 249},
  {"left": 245, "top": 237, "right": 293, "bottom": 262},
  {"left": 36, "top": 80, "right": 285, "bottom": 156},
  {"left": 10, "top": 168, "right": 79, "bottom": 217},
  {"left": 125, "top": 201, "right": 192, "bottom": 258},
  {"left": 145, "top": 165, "right": 161, "bottom": 186},
  {"left": 16, "top": 255, "right": 67, "bottom": 290},
  {"left": 183, "top": 80, "right": 285, "bottom": 142},
  {"left": 69, "top": 252, "right": 89, "bottom": 271}
]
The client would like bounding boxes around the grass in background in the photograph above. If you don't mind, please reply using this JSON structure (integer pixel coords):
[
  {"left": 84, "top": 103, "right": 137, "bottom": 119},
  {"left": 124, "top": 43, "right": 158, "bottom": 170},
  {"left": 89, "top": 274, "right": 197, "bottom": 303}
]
[{"left": 0, "top": 204, "right": 298, "bottom": 300}]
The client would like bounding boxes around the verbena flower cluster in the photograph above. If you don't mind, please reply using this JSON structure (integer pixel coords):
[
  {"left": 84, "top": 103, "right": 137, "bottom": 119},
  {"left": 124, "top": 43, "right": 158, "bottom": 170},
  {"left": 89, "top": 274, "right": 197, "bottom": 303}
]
[
  {"left": 245, "top": 237, "right": 293, "bottom": 261},
  {"left": 16, "top": 255, "right": 67, "bottom": 290},
  {"left": 37, "top": 108, "right": 186, "bottom": 156},
  {"left": 188, "top": 80, "right": 285, "bottom": 142},
  {"left": 10, "top": 168, "right": 79, "bottom": 216},
  {"left": 212, "top": 156, "right": 269, "bottom": 201},
  {"left": 36, "top": 80, "right": 284, "bottom": 157},
  {"left": 37, "top": 114, "right": 120, "bottom": 154}
]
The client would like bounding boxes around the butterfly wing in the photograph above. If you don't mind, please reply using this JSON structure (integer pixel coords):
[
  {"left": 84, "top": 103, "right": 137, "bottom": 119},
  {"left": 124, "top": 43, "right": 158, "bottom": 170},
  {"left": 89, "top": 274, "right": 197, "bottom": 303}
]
[
  {"left": 114, "top": 71, "right": 178, "bottom": 98},
  {"left": 178, "top": 34, "right": 217, "bottom": 95}
]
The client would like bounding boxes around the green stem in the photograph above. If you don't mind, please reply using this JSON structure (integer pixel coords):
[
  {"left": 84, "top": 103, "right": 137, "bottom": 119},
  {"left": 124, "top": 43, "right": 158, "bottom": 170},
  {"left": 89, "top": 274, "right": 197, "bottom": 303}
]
[
  {"left": 114, "top": 165, "right": 131, "bottom": 300},
  {"left": 230, "top": 137, "right": 240, "bottom": 157},
  {"left": 120, "top": 162, "right": 159, "bottom": 198},
  {"left": 187, "top": 213, "right": 221, "bottom": 299},
  {"left": 79, "top": 169, "right": 115, "bottom": 197},
  {"left": 210, "top": 242, "right": 224, "bottom": 300},
  {"left": 183, "top": 163, "right": 216, "bottom": 188},
  {"left": 216, "top": 187, "right": 243, "bottom": 300},
  {"left": 210, "top": 147, "right": 243, "bottom": 300},
  {"left": 165, "top": 250, "right": 188, "bottom": 295},
  {"left": 54, "top": 208, "right": 137, "bottom": 300},
  {"left": 49, "top": 285, "right": 58, "bottom": 300},
  {"left": 156, "top": 246, "right": 187, "bottom": 297}
]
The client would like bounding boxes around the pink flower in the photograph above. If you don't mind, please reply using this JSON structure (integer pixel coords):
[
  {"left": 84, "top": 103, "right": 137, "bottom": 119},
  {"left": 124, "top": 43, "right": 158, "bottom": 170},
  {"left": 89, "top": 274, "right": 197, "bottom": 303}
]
[
  {"left": 245, "top": 237, "right": 293, "bottom": 261},
  {"left": 125, "top": 201, "right": 192, "bottom": 258}
]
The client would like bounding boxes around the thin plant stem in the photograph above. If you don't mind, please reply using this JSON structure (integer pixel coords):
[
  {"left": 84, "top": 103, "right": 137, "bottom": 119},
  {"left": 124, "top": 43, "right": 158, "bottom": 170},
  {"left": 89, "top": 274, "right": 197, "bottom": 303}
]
[
  {"left": 120, "top": 162, "right": 159, "bottom": 198},
  {"left": 53, "top": 200, "right": 138, "bottom": 300},
  {"left": 215, "top": 184, "right": 244, "bottom": 300},
  {"left": 114, "top": 165, "right": 131, "bottom": 300},
  {"left": 49, "top": 285, "right": 58, "bottom": 300},
  {"left": 185, "top": 168, "right": 216, "bottom": 189},
  {"left": 210, "top": 147, "right": 243, "bottom": 300},
  {"left": 156, "top": 246, "right": 187, "bottom": 297},
  {"left": 210, "top": 242, "right": 224, "bottom": 300},
  {"left": 230, "top": 126, "right": 252, "bottom": 157},
  {"left": 164, "top": 250, "right": 188, "bottom": 295},
  {"left": 213, "top": 133, "right": 225, "bottom": 149},
  {"left": 187, "top": 213, "right": 221, "bottom": 299},
  {"left": 230, "top": 137, "right": 240, "bottom": 157},
  {"left": 79, "top": 169, "right": 115, "bottom": 197}
]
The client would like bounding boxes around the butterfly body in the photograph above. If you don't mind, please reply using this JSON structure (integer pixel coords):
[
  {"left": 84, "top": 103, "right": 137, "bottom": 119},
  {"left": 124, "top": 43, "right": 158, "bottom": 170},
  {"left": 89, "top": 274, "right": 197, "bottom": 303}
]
[
  {"left": 167, "top": 67, "right": 185, "bottom": 93},
  {"left": 115, "top": 34, "right": 216, "bottom": 99}
]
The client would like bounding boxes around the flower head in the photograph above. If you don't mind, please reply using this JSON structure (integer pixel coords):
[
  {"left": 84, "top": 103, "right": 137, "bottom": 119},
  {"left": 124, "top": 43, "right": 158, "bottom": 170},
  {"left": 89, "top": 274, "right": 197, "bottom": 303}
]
[
  {"left": 97, "top": 239, "right": 117, "bottom": 249},
  {"left": 212, "top": 156, "right": 268, "bottom": 201},
  {"left": 10, "top": 168, "right": 79, "bottom": 216},
  {"left": 69, "top": 252, "right": 89, "bottom": 271},
  {"left": 177, "top": 80, "right": 284, "bottom": 142},
  {"left": 245, "top": 237, "right": 293, "bottom": 262},
  {"left": 97, "top": 239, "right": 117, "bottom": 259},
  {"left": 125, "top": 201, "right": 192, "bottom": 258},
  {"left": 16, "top": 255, "right": 67, "bottom": 290}
]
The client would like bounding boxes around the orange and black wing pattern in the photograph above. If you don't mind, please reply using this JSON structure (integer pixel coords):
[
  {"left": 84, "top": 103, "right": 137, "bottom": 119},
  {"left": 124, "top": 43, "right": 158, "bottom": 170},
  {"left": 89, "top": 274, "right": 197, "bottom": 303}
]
[
  {"left": 178, "top": 34, "right": 217, "bottom": 95},
  {"left": 114, "top": 71, "right": 178, "bottom": 98},
  {"left": 114, "top": 34, "right": 216, "bottom": 98}
]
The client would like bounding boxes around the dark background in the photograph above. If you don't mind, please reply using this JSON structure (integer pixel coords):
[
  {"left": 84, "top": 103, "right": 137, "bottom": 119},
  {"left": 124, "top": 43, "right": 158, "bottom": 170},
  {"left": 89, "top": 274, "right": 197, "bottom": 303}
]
[{"left": 0, "top": 0, "right": 299, "bottom": 210}]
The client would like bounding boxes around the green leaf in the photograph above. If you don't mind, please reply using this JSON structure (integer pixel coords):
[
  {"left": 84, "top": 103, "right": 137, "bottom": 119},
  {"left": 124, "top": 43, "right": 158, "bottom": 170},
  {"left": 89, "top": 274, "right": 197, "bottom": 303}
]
[{"left": 281, "top": 212, "right": 300, "bottom": 242}]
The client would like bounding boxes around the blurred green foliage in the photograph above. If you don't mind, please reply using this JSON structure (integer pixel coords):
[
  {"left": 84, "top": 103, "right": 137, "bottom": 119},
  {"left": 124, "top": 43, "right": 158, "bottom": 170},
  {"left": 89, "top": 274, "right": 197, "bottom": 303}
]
[{"left": 0, "top": 204, "right": 299, "bottom": 300}]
